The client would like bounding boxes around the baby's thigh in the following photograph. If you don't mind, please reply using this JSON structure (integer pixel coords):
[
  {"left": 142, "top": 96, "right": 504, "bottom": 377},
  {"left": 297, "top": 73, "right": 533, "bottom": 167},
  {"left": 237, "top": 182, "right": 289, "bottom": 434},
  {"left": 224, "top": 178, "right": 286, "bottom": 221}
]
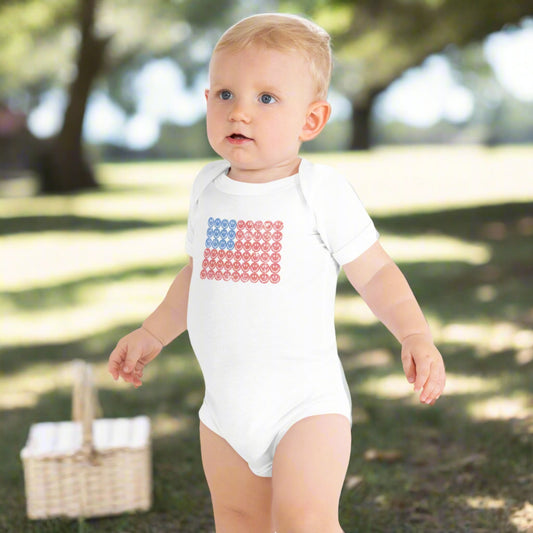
[
  {"left": 271, "top": 414, "right": 351, "bottom": 531},
  {"left": 199, "top": 421, "right": 273, "bottom": 533}
]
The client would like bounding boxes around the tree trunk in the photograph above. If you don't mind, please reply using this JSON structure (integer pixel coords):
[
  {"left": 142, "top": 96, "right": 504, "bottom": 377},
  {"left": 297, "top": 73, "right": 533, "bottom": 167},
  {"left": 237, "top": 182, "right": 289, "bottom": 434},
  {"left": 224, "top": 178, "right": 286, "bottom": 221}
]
[
  {"left": 348, "top": 88, "right": 383, "bottom": 151},
  {"left": 40, "top": 0, "right": 110, "bottom": 193}
]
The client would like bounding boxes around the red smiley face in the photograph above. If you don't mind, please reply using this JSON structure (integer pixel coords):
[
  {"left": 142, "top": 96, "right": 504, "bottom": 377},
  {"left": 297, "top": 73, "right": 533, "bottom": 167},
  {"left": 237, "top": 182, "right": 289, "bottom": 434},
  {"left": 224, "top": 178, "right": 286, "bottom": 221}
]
[
  {"left": 242, "top": 250, "right": 251, "bottom": 261},
  {"left": 271, "top": 242, "right": 282, "bottom": 253},
  {"left": 250, "top": 262, "right": 260, "bottom": 273},
  {"left": 224, "top": 260, "right": 233, "bottom": 270},
  {"left": 240, "top": 272, "right": 250, "bottom": 282},
  {"left": 250, "top": 272, "right": 259, "bottom": 283},
  {"left": 218, "top": 250, "right": 225, "bottom": 259},
  {"left": 209, "top": 259, "right": 216, "bottom": 269},
  {"left": 260, "top": 252, "right": 270, "bottom": 262},
  {"left": 242, "top": 262, "right": 251, "bottom": 272},
  {"left": 270, "top": 263, "right": 281, "bottom": 274},
  {"left": 226, "top": 250, "right": 234, "bottom": 260},
  {"left": 264, "top": 221, "right": 273, "bottom": 231},
  {"left": 216, "top": 260, "right": 224, "bottom": 270},
  {"left": 200, "top": 269, "right": 207, "bottom": 279},
  {"left": 232, "top": 271, "right": 240, "bottom": 282},
  {"left": 207, "top": 270, "right": 215, "bottom": 280},
  {"left": 252, "top": 242, "right": 262, "bottom": 252},
  {"left": 261, "top": 242, "right": 271, "bottom": 252},
  {"left": 204, "top": 249, "right": 211, "bottom": 258},
  {"left": 270, "top": 273, "right": 280, "bottom": 284},
  {"left": 237, "top": 220, "right": 245, "bottom": 230},
  {"left": 254, "top": 221, "right": 263, "bottom": 230},
  {"left": 260, "top": 263, "right": 270, "bottom": 273},
  {"left": 245, "top": 220, "right": 254, "bottom": 230},
  {"left": 273, "top": 231, "right": 283, "bottom": 241},
  {"left": 271, "top": 252, "right": 281, "bottom": 263},
  {"left": 263, "top": 231, "right": 272, "bottom": 241},
  {"left": 223, "top": 271, "right": 231, "bottom": 281},
  {"left": 215, "top": 271, "right": 223, "bottom": 281},
  {"left": 202, "top": 259, "right": 209, "bottom": 269},
  {"left": 235, "top": 241, "right": 243, "bottom": 250},
  {"left": 259, "top": 273, "right": 269, "bottom": 284},
  {"left": 243, "top": 241, "right": 252, "bottom": 251},
  {"left": 274, "top": 220, "right": 284, "bottom": 231}
]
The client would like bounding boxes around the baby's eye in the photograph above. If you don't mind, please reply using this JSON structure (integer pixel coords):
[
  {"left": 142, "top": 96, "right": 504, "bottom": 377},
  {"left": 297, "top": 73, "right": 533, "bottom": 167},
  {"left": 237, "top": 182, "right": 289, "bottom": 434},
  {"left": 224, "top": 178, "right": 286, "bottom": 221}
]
[
  {"left": 219, "top": 90, "right": 233, "bottom": 101},
  {"left": 259, "top": 94, "right": 276, "bottom": 104}
]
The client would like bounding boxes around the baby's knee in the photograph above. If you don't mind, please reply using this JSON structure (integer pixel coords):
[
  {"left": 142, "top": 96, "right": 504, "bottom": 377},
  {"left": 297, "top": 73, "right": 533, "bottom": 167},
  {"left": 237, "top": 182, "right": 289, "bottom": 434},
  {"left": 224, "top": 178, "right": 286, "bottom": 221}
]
[{"left": 273, "top": 504, "right": 342, "bottom": 533}]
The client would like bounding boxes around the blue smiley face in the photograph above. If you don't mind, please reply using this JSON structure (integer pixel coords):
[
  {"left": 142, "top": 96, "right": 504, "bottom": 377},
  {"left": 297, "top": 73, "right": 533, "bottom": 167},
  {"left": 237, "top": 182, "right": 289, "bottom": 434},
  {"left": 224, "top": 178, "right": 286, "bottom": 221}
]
[
  {"left": 219, "top": 240, "right": 227, "bottom": 250},
  {"left": 221, "top": 229, "right": 228, "bottom": 239},
  {"left": 206, "top": 238, "right": 213, "bottom": 248},
  {"left": 226, "top": 241, "right": 235, "bottom": 250},
  {"left": 222, "top": 219, "right": 229, "bottom": 229},
  {"left": 229, "top": 219, "right": 237, "bottom": 230},
  {"left": 208, "top": 217, "right": 215, "bottom": 227},
  {"left": 207, "top": 228, "right": 214, "bottom": 238},
  {"left": 228, "top": 230, "right": 236, "bottom": 240},
  {"left": 215, "top": 218, "right": 222, "bottom": 227}
]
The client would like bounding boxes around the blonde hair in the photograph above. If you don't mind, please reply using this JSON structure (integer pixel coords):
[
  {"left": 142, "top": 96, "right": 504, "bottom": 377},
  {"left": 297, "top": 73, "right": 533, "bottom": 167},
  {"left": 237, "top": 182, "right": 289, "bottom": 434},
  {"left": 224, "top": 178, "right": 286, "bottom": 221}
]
[{"left": 212, "top": 13, "right": 332, "bottom": 100}]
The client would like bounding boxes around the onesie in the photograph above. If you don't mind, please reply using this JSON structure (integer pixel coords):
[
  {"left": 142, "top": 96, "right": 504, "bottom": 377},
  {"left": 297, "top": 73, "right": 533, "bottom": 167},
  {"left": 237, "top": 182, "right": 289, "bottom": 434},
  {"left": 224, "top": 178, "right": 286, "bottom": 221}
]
[{"left": 186, "top": 158, "right": 379, "bottom": 477}]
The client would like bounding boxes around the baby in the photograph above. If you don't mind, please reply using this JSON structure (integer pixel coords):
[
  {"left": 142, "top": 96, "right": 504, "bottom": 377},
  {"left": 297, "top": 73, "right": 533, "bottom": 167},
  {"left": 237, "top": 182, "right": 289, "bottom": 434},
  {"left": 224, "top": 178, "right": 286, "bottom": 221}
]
[{"left": 108, "top": 13, "right": 446, "bottom": 533}]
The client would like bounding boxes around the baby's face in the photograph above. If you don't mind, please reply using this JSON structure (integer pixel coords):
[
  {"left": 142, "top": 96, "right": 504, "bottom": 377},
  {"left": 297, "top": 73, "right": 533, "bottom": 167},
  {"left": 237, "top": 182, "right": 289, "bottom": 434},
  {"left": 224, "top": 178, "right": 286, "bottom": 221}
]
[{"left": 206, "top": 45, "right": 317, "bottom": 182}]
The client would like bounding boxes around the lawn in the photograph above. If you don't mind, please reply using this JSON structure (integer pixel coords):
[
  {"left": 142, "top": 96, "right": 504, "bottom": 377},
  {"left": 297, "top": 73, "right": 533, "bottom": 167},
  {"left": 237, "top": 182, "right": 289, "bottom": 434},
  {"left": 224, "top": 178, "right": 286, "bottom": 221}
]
[{"left": 1, "top": 146, "right": 532, "bottom": 532}]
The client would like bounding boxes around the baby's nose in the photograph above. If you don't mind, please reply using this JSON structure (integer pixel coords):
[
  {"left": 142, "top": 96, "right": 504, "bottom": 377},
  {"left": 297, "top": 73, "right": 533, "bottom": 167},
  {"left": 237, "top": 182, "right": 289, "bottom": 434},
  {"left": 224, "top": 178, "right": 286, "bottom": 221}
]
[{"left": 228, "top": 100, "right": 252, "bottom": 123}]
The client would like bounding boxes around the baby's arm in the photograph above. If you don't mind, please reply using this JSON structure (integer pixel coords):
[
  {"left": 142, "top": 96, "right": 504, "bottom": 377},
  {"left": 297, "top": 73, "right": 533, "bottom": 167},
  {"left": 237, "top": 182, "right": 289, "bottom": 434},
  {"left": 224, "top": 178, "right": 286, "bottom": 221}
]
[
  {"left": 343, "top": 242, "right": 445, "bottom": 405},
  {"left": 107, "top": 256, "right": 193, "bottom": 387}
]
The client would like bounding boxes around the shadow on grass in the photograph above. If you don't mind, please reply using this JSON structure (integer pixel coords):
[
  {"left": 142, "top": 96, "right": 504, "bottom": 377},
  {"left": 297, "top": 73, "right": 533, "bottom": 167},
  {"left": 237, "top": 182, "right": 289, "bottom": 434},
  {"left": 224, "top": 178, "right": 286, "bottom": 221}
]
[
  {"left": 0, "top": 214, "right": 186, "bottom": 236},
  {"left": 0, "top": 200, "right": 531, "bottom": 532}
]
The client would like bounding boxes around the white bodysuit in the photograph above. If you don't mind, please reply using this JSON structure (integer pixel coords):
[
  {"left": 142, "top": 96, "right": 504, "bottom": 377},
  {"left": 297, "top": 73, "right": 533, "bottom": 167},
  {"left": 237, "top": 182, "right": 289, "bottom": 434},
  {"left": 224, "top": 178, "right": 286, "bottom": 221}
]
[{"left": 186, "top": 158, "right": 379, "bottom": 477}]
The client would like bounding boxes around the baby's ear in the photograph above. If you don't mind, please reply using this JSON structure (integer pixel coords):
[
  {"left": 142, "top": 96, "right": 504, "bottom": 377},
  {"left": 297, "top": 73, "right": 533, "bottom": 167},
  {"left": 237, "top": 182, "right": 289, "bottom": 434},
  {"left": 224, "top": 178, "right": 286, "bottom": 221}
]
[
  {"left": 299, "top": 101, "right": 331, "bottom": 142},
  {"left": 205, "top": 89, "right": 210, "bottom": 102}
]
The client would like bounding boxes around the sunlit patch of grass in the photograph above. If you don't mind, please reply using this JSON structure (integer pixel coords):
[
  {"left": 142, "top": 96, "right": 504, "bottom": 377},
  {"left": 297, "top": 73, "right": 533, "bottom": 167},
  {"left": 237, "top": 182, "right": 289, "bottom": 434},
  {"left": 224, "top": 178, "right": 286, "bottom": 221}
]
[
  {"left": 437, "top": 321, "right": 533, "bottom": 354},
  {"left": 357, "top": 372, "right": 501, "bottom": 399},
  {"left": 468, "top": 395, "right": 531, "bottom": 421},
  {"left": 1, "top": 228, "right": 186, "bottom": 290}
]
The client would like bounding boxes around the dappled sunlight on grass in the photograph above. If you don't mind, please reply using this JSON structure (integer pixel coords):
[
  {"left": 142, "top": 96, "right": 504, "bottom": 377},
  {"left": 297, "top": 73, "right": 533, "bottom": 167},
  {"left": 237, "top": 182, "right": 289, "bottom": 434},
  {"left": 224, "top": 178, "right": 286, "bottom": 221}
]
[
  {"left": 357, "top": 372, "right": 501, "bottom": 399},
  {"left": 2, "top": 276, "right": 175, "bottom": 345},
  {"left": 467, "top": 395, "right": 531, "bottom": 421},
  {"left": 438, "top": 321, "right": 533, "bottom": 355},
  {"left": 1, "top": 228, "right": 186, "bottom": 290},
  {"left": 380, "top": 234, "right": 491, "bottom": 265}
]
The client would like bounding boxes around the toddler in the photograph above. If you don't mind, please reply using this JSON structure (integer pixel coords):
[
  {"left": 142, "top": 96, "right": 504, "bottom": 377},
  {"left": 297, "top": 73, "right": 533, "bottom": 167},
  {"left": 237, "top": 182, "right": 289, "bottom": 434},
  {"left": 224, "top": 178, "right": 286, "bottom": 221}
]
[{"left": 108, "top": 13, "right": 446, "bottom": 533}]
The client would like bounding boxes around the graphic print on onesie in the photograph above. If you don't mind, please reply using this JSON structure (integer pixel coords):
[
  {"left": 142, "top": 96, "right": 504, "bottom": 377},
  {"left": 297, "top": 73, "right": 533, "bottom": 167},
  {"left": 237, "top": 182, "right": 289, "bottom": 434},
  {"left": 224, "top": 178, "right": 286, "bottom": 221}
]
[{"left": 200, "top": 217, "right": 283, "bottom": 284}]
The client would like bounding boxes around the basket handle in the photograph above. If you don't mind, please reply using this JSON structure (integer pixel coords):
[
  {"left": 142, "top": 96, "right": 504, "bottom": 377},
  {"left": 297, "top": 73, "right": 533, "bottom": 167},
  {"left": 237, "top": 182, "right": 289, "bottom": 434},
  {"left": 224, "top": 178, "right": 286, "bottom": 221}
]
[{"left": 71, "top": 360, "right": 102, "bottom": 455}]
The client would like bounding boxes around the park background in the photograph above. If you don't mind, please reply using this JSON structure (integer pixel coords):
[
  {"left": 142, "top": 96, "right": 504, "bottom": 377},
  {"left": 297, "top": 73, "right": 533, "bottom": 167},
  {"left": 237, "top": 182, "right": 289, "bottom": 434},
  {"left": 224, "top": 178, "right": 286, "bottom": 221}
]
[{"left": 0, "top": 0, "right": 532, "bottom": 531}]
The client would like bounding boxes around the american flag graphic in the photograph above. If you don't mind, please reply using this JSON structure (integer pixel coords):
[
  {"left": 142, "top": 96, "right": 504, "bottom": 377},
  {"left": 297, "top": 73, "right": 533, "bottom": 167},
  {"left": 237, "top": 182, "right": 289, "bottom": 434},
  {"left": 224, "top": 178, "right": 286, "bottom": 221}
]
[{"left": 200, "top": 218, "right": 283, "bottom": 284}]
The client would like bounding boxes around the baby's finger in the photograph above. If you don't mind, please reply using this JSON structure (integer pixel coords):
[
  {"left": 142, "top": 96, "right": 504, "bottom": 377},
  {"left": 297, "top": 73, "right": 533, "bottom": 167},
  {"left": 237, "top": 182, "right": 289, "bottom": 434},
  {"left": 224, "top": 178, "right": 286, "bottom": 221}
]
[
  {"left": 401, "top": 347, "right": 416, "bottom": 384},
  {"left": 413, "top": 355, "right": 432, "bottom": 392},
  {"left": 108, "top": 344, "right": 125, "bottom": 380}
]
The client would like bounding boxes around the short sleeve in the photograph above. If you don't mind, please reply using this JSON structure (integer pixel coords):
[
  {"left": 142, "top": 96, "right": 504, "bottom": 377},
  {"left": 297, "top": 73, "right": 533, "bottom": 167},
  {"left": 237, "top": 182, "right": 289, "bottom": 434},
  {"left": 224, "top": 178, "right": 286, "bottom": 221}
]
[{"left": 310, "top": 166, "right": 379, "bottom": 266}]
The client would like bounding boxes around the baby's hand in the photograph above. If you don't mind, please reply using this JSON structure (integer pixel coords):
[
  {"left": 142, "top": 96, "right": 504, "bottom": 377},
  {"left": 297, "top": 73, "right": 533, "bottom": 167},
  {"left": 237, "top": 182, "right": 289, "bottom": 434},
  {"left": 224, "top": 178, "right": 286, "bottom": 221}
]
[
  {"left": 108, "top": 327, "right": 163, "bottom": 388},
  {"left": 401, "top": 333, "right": 445, "bottom": 405}
]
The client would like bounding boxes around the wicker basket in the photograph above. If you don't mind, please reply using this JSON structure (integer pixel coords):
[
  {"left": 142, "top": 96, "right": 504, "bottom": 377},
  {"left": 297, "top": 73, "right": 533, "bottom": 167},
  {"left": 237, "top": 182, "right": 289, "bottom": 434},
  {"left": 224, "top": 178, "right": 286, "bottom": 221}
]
[{"left": 20, "top": 360, "right": 152, "bottom": 519}]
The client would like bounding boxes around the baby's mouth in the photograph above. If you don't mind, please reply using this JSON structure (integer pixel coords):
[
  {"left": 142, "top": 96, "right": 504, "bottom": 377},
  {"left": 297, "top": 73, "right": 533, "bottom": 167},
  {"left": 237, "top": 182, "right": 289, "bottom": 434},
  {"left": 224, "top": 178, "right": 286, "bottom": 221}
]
[{"left": 229, "top": 133, "right": 252, "bottom": 140}]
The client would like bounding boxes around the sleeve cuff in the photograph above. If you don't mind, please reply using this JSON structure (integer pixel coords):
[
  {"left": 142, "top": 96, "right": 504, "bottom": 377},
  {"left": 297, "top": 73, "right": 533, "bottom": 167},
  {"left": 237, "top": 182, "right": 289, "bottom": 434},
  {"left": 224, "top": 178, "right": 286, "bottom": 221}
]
[{"left": 333, "top": 223, "right": 380, "bottom": 266}]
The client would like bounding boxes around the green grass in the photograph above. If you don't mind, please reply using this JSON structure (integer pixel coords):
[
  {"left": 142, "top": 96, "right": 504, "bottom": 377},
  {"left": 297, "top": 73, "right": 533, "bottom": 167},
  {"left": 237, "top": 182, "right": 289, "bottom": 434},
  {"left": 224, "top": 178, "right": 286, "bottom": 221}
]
[{"left": 1, "top": 147, "right": 532, "bottom": 532}]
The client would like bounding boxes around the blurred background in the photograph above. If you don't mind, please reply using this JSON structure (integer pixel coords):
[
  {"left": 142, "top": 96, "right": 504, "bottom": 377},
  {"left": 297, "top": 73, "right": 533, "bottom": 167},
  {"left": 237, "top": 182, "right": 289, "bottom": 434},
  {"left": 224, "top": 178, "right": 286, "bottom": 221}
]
[{"left": 1, "top": 1, "right": 532, "bottom": 532}]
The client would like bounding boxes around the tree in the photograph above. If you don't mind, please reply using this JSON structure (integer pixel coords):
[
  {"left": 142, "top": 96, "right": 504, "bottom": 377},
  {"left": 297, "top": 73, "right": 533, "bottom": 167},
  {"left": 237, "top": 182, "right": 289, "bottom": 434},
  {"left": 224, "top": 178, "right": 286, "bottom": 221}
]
[
  {"left": 283, "top": 0, "right": 533, "bottom": 149},
  {"left": 0, "top": 0, "right": 238, "bottom": 193}
]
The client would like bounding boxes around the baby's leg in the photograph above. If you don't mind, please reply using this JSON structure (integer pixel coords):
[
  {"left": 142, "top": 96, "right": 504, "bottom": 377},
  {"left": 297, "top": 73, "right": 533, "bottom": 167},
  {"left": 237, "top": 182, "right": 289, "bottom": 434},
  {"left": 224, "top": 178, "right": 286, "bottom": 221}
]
[
  {"left": 271, "top": 414, "right": 351, "bottom": 533},
  {"left": 199, "top": 421, "right": 274, "bottom": 533}
]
